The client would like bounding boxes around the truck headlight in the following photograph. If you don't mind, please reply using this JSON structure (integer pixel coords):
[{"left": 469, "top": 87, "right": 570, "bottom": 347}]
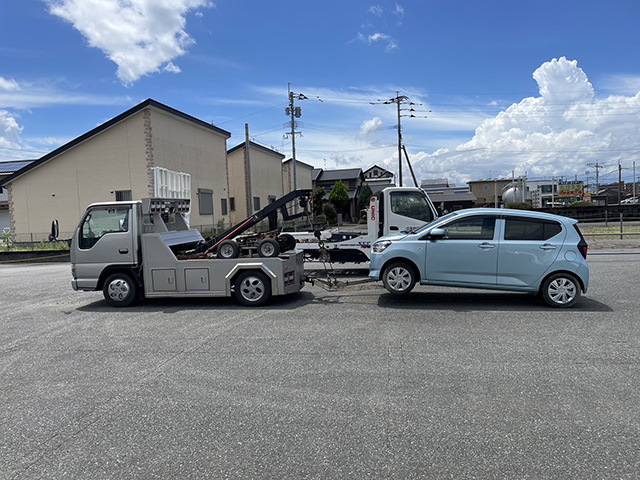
[{"left": 372, "top": 240, "right": 392, "bottom": 253}]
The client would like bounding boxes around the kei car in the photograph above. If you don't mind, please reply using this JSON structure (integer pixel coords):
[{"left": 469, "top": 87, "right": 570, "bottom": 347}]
[{"left": 369, "top": 208, "right": 589, "bottom": 308}]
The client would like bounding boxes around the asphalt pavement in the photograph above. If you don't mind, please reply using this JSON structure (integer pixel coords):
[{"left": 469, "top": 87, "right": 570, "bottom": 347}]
[{"left": 1, "top": 252, "right": 639, "bottom": 479}]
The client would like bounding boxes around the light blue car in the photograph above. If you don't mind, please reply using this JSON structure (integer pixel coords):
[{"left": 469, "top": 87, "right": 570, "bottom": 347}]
[{"left": 369, "top": 208, "right": 589, "bottom": 308}]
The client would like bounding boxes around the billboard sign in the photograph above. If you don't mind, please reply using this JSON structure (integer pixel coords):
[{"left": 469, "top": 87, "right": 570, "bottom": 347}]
[{"left": 558, "top": 181, "right": 584, "bottom": 197}]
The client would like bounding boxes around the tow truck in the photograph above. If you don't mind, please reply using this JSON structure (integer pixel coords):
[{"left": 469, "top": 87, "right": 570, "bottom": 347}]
[
  {"left": 70, "top": 196, "right": 308, "bottom": 307},
  {"left": 294, "top": 187, "right": 438, "bottom": 263}
]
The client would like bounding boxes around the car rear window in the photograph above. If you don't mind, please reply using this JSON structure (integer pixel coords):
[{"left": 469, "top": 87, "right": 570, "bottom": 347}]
[{"left": 504, "top": 217, "right": 562, "bottom": 241}]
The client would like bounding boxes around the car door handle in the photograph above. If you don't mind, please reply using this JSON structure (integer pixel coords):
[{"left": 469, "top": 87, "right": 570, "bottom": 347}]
[
  {"left": 540, "top": 244, "right": 557, "bottom": 251},
  {"left": 119, "top": 248, "right": 129, "bottom": 254},
  {"left": 390, "top": 226, "right": 399, "bottom": 231},
  {"left": 478, "top": 242, "right": 495, "bottom": 249}
]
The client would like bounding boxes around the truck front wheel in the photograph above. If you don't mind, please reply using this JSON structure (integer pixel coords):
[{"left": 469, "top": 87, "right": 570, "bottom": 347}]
[
  {"left": 234, "top": 270, "right": 272, "bottom": 307},
  {"left": 103, "top": 272, "right": 138, "bottom": 307}
]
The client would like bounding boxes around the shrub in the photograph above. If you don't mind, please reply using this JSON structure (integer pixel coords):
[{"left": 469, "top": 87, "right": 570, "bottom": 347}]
[
  {"left": 569, "top": 200, "right": 596, "bottom": 208},
  {"left": 323, "top": 203, "right": 337, "bottom": 225},
  {"left": 506, "top": 202, "right": 533, "bottom": 210}
]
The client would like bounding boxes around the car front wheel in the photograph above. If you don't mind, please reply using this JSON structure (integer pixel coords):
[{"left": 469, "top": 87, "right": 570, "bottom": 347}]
[
  {"left": 382, "top": 262, "right": 416, "bottom": 295},
  {"left": 541, "top": 273, "right": 581, "bottom": 308}
]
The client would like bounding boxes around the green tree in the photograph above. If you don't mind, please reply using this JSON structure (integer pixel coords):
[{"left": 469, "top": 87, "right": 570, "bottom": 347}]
[
  {"left": 358, "top": 184, "right": 373, "bottom": 211},
  {"left": 322, "top": 202, "right": 337, "bottom": 225},
  {"left": 312, "top": 187, "right": 326, "bottom": 217},
  {"left": 329, "top": 180, "right": 350, "bottom": 218}
]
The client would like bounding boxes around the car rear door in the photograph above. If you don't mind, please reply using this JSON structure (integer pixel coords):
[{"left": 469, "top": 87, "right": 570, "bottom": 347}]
[
  {"left": 496, "top": 216, "right": 566, "bottom": 287},
  {"left": 424, "top": 214, "right": 498, "bottom": 285}
]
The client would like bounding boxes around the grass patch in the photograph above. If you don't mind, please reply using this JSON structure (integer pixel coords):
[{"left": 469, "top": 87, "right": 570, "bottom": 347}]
[
  {"left": 0, "top": 241, "right": 70, "bottom": 253},
  {"left": 581, "top": 225, "right": 640, "bottom": 234}
]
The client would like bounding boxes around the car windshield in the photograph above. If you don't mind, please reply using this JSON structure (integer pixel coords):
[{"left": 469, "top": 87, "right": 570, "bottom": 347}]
[{"left": 415, "top": 211, "right": 459, "bottom": 234}]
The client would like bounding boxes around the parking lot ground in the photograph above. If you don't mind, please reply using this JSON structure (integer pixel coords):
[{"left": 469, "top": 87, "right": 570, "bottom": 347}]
[{"left": 1, "top": 252, "right": 639, "bottom": 479}]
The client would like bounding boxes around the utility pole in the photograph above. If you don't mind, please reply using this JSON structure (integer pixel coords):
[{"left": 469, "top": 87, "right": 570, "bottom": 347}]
[
  {"left": 371, "top": 92, "right": 428, "bottom": 188},
  {"left": 245, "top": 124, "right": 253, "bottom": 215},
  {"left": 285, "top": 84, "right": 307, "bottom": 213},
  {"left": 587, "top": 161, "right": 603, "bottom": 194},
  {"left": 633, "top": 161, "right": 637, "bottom": 202},
  {"left": 618, "top": 160, "right": 622, "bottom": 205}
]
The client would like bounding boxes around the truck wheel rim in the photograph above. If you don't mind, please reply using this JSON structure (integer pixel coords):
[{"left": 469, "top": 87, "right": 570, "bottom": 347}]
[
  {"left": 240, "top": 276, "right": 265, "bottom": 301},
  {"left": 220, "top": 244, "right": 234, "bottom": 257},
  {"left": 387, "top": 267, "right": 411, "bottom": 291},
  {"left": 548, "top": 278, "right": 576, "bottom": 304},
  {"left": 261, "top": 243, "right": 275, "bottom": 256},
  {"left": 108, "top": 279, "right": 130, "bottom": 302}
]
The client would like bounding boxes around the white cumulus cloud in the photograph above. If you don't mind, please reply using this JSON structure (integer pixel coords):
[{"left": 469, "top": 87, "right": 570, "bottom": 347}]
[
  {"left": 0, "top": 110, "right": 24, "bottom": 150},
  {"left": 410, "top": 57, "right": 640, "bottom": 185},
  {"left": 0, "top": 77, "right": 20, "bottom": 91},
  {"left": 45, "top": 0, "right": 212, "bottom": 84}
]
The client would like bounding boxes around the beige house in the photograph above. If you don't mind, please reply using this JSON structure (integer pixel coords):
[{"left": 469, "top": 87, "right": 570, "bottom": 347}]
[
  {"left": 0, "top": 99, "right": 231, "bottom": 241},
  {"left": 282, "top": 158, "right": 314, "bottom": 195},
  {"left": 227, "top": 141, "right": 285, "bottom": 224}
]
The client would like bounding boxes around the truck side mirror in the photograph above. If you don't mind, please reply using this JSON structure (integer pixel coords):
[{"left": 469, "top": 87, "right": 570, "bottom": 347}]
[{"left": 49, "top": 220, "right": 59, "bottom": 242}]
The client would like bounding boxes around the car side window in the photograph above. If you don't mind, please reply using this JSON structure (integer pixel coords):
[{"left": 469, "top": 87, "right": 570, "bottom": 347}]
[
  {"left": 80, "top": 207, "right": 130, "bottom": 249},
  {"left": 504, "top": 218, "right": 562, "bottom": 241},
  {"left": 442, "top": 216, "right": 496, "bottom": 240}
]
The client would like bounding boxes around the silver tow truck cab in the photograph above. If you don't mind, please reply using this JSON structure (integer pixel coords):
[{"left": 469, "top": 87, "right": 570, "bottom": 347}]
[{"left": 71, "top": 198, "right": 305, "bottom": 307}]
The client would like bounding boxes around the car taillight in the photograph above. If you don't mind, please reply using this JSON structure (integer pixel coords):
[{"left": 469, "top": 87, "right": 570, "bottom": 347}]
[
  {"left": 578, "top": 240, "right": 588, "bottom": 259},
  {"left": 574, "top": 225, "right": 588, "bottom": 259}
]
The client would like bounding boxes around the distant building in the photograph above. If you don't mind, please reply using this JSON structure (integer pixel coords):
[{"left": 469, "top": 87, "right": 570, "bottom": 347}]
[
  {"left": 312, "top": 168, "right": 365, "bottom": 220},
  {"left": 421, "top": 179, "right": 476, "bottom": 212},
  {"left": 467, "top": 179, "right": 514, "bottom": 207},
  {"left": 282, "top": 158, "right": 314, "bottom": 195},
  {"left": 0, "top": 160, "right": 34, "bottom": 233},
  {"left": 227, "top": 141, "right": 284, "bottom": 222}
]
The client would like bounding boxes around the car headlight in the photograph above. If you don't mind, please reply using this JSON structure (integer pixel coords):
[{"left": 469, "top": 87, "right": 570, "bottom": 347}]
[{"left": 372, "top": 240, "right": 392, "bottom": 253}]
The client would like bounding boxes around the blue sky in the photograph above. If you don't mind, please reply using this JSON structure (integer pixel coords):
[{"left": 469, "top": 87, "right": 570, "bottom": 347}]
[{"left": 1, "top": 0, "right": 640, "bottom": 187}]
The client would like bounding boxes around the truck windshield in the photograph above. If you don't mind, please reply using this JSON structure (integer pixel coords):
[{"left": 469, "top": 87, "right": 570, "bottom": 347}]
[
  {"left": 389, "top": 191, "right": 435, "bottom": 223},
  {"left": 80, "top": 207, "right": 130, "bottom": 249}
]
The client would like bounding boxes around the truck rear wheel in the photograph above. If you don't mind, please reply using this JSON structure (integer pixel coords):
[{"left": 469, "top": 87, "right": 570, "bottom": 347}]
[
  {"left": 234, "top": 270, "right": 272, "bottom": 306},
  {"left": 277, "top": 233, "right": 297, "bottom": 252},
  {"left": 217, "top": 240, "right": 240, "bottom": 259},
  {"left": 257, "top": 238, "right": 280, "bottom": 258},
  {"left": 103, "top": 272, "right": 138, "bottom": 307}
]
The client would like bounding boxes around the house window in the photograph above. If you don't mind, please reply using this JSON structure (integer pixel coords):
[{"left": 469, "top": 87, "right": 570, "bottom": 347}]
[
  {"left": 221, "top": 198, "right": 228, "bottom": 216},
  {"left": 373, "top": 169, "right": 379, "bottom": 177},
  {"left": 198, "top": 188, "right": 214, "bottom": 215},
  {"left": 229, "top": 197, "right": 236, "bottom": 211},
  {"left": 253, "top": 196, "right": 261, "bottom": 211},
  {"left": 114, "top": 190, "right": 132, "bottom": 201}
]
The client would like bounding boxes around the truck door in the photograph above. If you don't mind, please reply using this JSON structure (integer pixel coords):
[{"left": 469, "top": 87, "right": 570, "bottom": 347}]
[
  {"left": 74, "top": 205, "right": 136, "bottom": 284},
  {"left": 384, "top": 190, "right": 437, "bottom": 235}
]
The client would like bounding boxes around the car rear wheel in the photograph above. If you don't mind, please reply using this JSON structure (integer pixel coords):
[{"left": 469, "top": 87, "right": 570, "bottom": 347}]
[
  {"left": 382, "top": 262, "right": 416, "bottom": 295},
  {"left": 541, "top": 273, "right": 580, "bottom": 308}
]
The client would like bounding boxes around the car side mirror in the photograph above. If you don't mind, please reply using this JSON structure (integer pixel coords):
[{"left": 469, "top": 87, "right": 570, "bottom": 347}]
[{"left": 427, "top": 228, "right": 446, "bottom": 240}]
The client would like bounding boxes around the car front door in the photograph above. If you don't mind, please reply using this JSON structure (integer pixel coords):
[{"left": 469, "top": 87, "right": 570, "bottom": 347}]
[
  {"left": 497, "top": 216, "right": 566, "bottom": 287},
  {"left": 424, "top": 214, "right": 498, "bottom": 285}
]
